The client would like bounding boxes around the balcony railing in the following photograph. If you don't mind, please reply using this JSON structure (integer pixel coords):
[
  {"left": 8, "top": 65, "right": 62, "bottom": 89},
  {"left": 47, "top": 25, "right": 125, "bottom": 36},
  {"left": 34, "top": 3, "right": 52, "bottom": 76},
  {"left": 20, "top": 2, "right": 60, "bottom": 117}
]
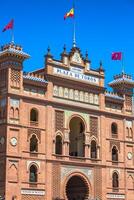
[
  {"left": 112, "top": 134, "right": 118, "bottom": 138},
  {"left": 112, "top": 187, "right": 119, "bottom": 192},
  {"left": 30, "top": 121, "right": 38, "bottom": 127}
]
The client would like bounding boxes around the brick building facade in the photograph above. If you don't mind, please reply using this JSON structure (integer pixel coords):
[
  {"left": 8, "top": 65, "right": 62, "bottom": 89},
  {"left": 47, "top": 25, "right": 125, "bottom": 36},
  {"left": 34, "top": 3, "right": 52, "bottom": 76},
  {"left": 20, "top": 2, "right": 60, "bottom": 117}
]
[{"left": 0, "top": 43, "right": 134, "bottom": 200}]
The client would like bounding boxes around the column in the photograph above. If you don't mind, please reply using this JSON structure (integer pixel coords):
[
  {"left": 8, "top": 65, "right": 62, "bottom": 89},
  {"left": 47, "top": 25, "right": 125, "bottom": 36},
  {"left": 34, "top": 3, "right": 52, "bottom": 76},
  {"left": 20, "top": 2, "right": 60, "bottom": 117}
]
[
  {"left": 64, "top": 129, "right": 70, "bottom": 156},
  {"left": 84, "top": 132, "right": 90, "bottom": 158}
]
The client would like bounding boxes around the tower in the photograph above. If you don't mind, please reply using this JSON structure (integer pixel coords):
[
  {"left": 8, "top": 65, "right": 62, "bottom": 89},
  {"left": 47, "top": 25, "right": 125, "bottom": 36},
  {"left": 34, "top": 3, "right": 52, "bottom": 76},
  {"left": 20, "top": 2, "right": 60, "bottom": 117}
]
[
  {"left": 0, "top": 43, "right": 29, "bottom": 199},
  {"left": 109, "top": 72, "right": 134, "bottom": 113}
]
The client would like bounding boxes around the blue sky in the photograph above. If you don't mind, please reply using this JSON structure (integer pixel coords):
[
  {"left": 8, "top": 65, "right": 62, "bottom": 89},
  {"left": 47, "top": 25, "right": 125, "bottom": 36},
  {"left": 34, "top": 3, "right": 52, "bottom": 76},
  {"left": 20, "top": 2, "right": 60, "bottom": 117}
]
[{"left": 0, "top": 0, "right": 134, "bottom": 88}]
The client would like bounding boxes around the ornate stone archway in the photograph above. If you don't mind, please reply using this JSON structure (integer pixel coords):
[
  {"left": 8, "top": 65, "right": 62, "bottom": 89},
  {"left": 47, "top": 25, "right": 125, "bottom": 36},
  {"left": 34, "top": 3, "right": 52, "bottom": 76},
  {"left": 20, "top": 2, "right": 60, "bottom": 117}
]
[{"left": 64, "top": 172, "right": 91, "bottom": 200}]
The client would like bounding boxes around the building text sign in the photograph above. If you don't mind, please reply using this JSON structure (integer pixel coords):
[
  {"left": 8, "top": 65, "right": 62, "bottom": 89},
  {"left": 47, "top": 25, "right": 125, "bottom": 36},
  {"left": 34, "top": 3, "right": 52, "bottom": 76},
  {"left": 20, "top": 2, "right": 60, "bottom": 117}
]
[
  {"left": 106, "top": 194, "right": 125, "bottom": 199},
  {"left": 21, "top": 189, "right": 45, "bottom": 196},
  {"left": 53, "top": 67, "right": 99, "bottom": 84}
]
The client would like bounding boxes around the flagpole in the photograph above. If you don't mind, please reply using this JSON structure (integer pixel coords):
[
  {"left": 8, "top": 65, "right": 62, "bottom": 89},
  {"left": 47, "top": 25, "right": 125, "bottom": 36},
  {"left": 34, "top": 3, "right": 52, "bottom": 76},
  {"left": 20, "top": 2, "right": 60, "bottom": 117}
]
[
  {"left": 122, "top": 52, "right": 124, "bottom": 73},
  {"left": 11, "top": 27, "right": 14, "bottom": 44},
  {"left": 73, "top": 16, "right": 76, "bottom": 47},
  {"left": 73, "top": 0, "right": 76, "bottom": 47},
  {"left": 11, "top": 19, "right": 14, "bottom": 44}
]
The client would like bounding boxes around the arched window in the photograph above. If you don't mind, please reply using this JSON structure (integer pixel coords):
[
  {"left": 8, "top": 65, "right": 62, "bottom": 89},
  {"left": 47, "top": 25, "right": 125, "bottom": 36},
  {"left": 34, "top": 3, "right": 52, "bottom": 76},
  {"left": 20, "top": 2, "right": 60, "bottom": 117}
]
[
  {"left": 55, "top": 135, "right": 62, "bottom": 155},
  {"left": 30, "top": 109, "right": 38, "bottom": 122},
  {"left": 10, "top": 107, "right": 14, "bottom": 118},
  {"left": 112, "top": 172, "right": 119, "bottom": 188},
  {"left": 91, "top": 140, "right": 97, "bottom": 159},
  {"left": 29, "top": 165, "right": 37, "bottom": 183},
  {"left": 15, "top": 108, "right": 19, "bottom": 119},
  {"left": 69, "top": 117, "right": 85, "bottom": 157},
  {"left": 30, "top": 135, "right": 38, "bottom": 152},
  {"left": 112, "top": 146, "right": 118, "bottom": 161},
  {"left": 111, "top": 123, "right": 118, "bottom": 134}
]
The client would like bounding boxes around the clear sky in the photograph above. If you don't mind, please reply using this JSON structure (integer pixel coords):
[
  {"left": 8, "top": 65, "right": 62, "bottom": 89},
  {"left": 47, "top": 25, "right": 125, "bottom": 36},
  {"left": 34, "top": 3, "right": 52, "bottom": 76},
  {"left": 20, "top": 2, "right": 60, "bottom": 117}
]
[{"left": 0, "top": 0, "right": 134, "bottom": 88}]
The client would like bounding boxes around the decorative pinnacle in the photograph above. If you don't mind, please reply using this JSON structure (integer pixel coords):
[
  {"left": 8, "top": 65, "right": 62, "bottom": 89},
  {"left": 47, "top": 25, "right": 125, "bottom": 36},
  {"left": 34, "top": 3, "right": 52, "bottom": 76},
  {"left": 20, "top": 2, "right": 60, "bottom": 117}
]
[
  {"left": 47, "top": 46, "right": 51, "bottom": 55},
  {"left": 100, "top": 60, "right": 102, "bottom": 67},
  {"left": 63, "top": 44, "right": 66, "bottom": 53},
  {"left": 99, "top": 60, "right": 104, "bottom": 71},
  {"left": 45, "top": 46, "right": 53, "bottom": 58},
  {"left": 85, "top": 51, "right": 88, "bottom": 61}
]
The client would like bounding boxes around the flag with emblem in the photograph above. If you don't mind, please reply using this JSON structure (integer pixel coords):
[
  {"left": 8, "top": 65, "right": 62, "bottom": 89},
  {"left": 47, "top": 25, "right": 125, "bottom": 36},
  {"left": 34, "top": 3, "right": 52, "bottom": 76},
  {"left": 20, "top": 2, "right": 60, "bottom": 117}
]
[
  {"left": 111, "top": 52, "right": 122, "bottom": 60},
  {"left": 2, "top": 19, "right": 14, "bottom": 32}
]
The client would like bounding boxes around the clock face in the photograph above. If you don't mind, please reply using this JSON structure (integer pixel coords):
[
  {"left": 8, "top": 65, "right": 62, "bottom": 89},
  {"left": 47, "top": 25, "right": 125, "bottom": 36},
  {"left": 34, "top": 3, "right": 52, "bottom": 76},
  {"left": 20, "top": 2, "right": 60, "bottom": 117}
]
[
  {"left": 127, "top": 152, "right": 133, "bottom": 160},
  {"left": 10, "top": 137, "right": 17, "bottom": 146},
  {"left": 0, "top": 136, "right": 5, "bottom": 145}
]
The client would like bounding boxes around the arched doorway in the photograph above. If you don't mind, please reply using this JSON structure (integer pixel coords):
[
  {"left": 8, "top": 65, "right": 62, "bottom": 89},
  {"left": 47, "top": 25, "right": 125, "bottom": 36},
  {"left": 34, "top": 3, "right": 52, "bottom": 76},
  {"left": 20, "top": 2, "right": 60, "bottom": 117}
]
[
  {"left": 66, "top": 175, "right": 89, "bottom": 200},
  {"left": 69, "top": 117, "right": 85, "bottom": 157}
]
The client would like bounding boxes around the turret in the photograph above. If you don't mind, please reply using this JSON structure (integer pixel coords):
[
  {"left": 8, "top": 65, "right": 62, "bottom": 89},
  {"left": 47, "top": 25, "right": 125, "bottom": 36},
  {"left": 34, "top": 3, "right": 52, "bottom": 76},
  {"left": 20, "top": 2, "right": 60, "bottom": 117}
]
[
  {"left": 109, "top": 72, "right": 134, "bottom": 113},
  {"left": 0, "top": 43, "right": 30, "bottom": 92}
]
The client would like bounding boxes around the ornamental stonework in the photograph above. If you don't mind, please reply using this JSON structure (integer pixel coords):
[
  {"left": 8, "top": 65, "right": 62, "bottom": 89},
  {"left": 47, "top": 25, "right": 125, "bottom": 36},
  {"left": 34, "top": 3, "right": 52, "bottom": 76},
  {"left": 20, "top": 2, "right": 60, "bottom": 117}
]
[
  {"left": 110, "top": 140, "right": 120, "bottom": 151},
  {"left": 8, "top": 161, "right": 18, "bottom": 182},
  {"left": 21, "top": 195, "right": 45, "bottom": 200},
  {"left": 53, "top": 85, "right": 99, "bottom": 105},
  {"left": 55, "top": 110, "right": 64, "bottom": 132},
  {"left": 90, "top": 116, "right": 98, "bottom": 137},
  {"left": 61, "top": 165, "right": 93, "bottom": 182},
  {"left": 11, "top": 68, "right": 21, "bottom": 88},
  {"left": 94, "top": 167, "right": 102, "bottom": 199},
  {"left": 28, "top": 128, "right": 41, "bottom": 142},
  {"left": 125, "top": 95, "right": 132, "bottom": 111},
  {"left": 52, "top": 163, "right": 60, "bottom": 199}
]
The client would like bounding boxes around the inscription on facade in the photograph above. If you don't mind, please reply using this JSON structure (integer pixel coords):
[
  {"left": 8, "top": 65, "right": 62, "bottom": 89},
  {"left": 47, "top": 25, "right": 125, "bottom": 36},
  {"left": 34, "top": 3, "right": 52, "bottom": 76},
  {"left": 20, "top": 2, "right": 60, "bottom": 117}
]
[
  {"left": 21, "top": 189, "right": 45, "bottom": 196},
  {"left": 53, "top": 67, "right": 99, "bottom": 84},
  {"left": 106, "top": 194, "right": 125, "bottom": 199}
]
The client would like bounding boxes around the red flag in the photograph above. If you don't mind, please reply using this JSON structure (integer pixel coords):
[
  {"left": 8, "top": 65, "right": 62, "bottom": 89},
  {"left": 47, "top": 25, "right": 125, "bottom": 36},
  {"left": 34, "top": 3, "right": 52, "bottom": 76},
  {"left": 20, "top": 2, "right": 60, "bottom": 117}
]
[
  {"left": 2, "top": 19, "right": 14, "bottom": 32},
  {"left": 112, "top": 52, "right": 122, "bottom": 60}
]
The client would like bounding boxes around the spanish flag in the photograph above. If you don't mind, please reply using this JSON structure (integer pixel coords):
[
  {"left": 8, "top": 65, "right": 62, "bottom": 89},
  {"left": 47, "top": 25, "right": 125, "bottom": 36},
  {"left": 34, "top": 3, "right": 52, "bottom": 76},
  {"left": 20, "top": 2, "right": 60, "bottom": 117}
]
[{"left": 64, "top": 8, "right": 74, "bottom": 20}]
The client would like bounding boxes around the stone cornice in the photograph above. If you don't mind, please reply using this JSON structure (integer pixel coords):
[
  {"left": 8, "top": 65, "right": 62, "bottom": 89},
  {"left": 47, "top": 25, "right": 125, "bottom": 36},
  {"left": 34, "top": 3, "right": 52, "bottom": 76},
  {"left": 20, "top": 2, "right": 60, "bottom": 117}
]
[{"left": 46, "top": 74, "right": 105, "bottom": 93}]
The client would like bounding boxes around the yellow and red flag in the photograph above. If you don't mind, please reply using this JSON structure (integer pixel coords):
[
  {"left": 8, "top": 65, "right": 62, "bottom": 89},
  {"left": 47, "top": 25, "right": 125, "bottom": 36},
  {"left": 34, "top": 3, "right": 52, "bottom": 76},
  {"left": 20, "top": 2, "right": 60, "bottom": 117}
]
[{"left": 64, "top": 8, "right": 74, "bottom": 20}]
